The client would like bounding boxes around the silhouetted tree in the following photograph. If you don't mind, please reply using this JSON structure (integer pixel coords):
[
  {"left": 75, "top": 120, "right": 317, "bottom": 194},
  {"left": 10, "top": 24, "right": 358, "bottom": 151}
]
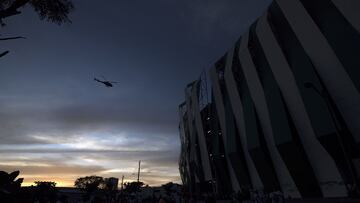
[
  {"left": 0, "top": 0, "right": 75, "bottom": 58},
  {"left": 0, "top": 0, "right": 74, "bottom": 25},
  {"left": 0, "top": 170, "right": 23, "bottom": 202},
  {"left": 101, "top": 178, "right": 119, "bottom": 202},
  {"left": 34, "top": 181, "right": 58, "bottom": 203},
  {"left": 74, "top": 176, "right": 103, "bottom": 190},
  {"left": 74, "top": 175, "right": 104, "bottom": 202},
  {"left": 123, "top": 181, "right": 144, "bottom": 194},
  {"left": 101, "top": 177, "right": 118, "bottom": 191}
]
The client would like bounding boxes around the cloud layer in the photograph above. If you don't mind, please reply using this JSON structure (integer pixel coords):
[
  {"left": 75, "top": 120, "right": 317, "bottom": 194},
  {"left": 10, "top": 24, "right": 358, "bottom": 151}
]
[{"left": 0, "top": 0, "right": 270, "bottom": 187}]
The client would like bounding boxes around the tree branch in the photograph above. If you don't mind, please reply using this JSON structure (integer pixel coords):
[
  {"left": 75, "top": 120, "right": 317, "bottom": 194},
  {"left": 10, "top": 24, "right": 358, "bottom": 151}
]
[
  {"left": 0, "top": 0, "right": 30, "bottom": 20},
  {"left": 0, "top": 36, "right": 25, "bottom": 41},
  {"left": 0, "top": 8, "right": 21, "bottom": 19},
  {"left": 0, "top": 50, "right": 9, "bottom": 58}
]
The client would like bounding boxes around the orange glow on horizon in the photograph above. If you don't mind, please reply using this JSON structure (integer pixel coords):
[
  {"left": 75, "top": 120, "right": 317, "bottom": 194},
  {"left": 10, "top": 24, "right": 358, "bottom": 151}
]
[
  {"left": 21, "top": 177, "right": 76, "bottom": 187},
  {"left": 20, "top": 175, "right": 181, "bottom": 188}
]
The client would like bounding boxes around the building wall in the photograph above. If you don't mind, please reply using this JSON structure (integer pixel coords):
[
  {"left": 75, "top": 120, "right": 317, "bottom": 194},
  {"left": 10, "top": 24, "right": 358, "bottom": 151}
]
[
  {"left": 179, "top": 0, "right": 360, "bottom": 198},
  {"left": 179, "top": 82, "right": 214, "bottom": 195}
]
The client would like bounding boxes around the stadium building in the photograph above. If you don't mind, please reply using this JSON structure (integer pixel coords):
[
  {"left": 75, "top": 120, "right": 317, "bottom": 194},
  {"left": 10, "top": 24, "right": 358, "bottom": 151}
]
[{"left": 179, "top": 0, "right": 360, "bottom": 199}]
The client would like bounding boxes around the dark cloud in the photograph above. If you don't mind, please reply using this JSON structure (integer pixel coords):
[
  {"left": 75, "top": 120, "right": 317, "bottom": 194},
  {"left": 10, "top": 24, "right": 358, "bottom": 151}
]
[
  {"left": 0, "top": 99, "right": 178, "bottom": 146},
  {"left": 179, "top": 0, "right": 270, "bottom": 35}
]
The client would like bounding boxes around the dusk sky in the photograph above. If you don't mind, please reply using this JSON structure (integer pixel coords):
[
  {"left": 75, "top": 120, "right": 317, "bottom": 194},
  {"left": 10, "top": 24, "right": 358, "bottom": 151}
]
[{"left": 0, "top": 0, "right": 270, "bottom": 187}]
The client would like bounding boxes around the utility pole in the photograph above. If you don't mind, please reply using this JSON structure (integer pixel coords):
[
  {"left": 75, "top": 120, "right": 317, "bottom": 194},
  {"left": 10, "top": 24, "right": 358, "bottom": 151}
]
[
  {"left": 137, "top": 160, "right": 141, "bottom": 182},
  {"left": 121, "top": 175, "right": 124, "bottom": 190}
]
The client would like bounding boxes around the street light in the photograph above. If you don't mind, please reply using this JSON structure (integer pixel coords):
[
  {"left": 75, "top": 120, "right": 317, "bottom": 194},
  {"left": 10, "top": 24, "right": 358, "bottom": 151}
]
[{"left": 304, "top": 81, "right": 359, "bottom": 196}]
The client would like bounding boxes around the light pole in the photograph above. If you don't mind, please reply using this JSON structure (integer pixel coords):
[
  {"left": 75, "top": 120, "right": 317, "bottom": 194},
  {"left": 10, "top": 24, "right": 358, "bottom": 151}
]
[{"left": 304, "top": 82, "right": 359, "bottom": 196}]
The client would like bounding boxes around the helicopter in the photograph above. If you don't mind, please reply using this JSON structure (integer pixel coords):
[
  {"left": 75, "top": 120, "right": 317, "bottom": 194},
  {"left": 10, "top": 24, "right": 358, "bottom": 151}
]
[{"left": 94, "top": 76, "right": 119, "bottom": 87}]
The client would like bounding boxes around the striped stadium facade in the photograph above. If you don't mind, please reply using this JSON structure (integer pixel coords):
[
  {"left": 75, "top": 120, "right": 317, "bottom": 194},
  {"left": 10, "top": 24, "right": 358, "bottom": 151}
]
[{"left": 178, "top": 0, "right": 360, "bottom": 199}]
